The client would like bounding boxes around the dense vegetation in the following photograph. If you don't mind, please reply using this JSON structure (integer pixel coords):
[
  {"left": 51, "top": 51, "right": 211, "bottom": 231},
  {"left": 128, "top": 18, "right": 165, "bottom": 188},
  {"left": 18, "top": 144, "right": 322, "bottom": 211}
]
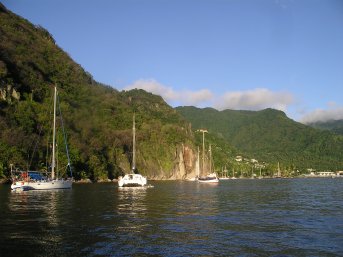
[
  {"left": 308, "top": 120, "right": 343, "bottom": 135},
  {"left": 0, "top": 3, "right": 194, "bottom": 181},
  {"left": 1, "top": 3, "right": 342, "bottom": 182},
  {"left": 176, "top": 106, "right": 343, "bottom": 172}
]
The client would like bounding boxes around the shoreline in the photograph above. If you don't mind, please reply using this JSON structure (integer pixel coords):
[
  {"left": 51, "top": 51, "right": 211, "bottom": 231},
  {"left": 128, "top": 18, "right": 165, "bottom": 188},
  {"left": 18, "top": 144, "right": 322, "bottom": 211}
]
[{"left": 2, "top": 175, "right": 342, "bottom": 185}]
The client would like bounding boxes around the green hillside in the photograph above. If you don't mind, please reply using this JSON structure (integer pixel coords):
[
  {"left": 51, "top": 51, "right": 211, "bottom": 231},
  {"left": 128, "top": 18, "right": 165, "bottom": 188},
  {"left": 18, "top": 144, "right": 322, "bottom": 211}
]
[
  {"left": 308, "top": 120, "right": 343, "bottom": 135},
  {"left": 0, "top": 3, "right": 196, "bottom": 181},
  {"left": 1, "top": 2, "right": 342, "bottom": 182},
  {"left": 176, "top": 106, "right": 343, "bottom": 171}
]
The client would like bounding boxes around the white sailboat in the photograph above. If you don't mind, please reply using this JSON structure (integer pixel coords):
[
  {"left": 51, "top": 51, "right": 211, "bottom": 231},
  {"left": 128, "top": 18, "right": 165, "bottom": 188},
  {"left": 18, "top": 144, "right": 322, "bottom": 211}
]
[
  {"left": 11, "top": 86, "right": 73, "bottom": 191},
  {"left": 197, "top": 130, "right": 219, "bottom": 183},
  {"left": 118, "top": 114, "right": 147, "bottom": 187}
]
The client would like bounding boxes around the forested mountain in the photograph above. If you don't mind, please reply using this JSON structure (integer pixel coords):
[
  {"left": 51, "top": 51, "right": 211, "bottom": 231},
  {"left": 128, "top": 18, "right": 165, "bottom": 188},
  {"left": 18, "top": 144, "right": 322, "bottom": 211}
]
[
  {"left": 0, "top": 3, "right": 197, "bottom": 181},
  {"left": 1, "top": 2, "right": 342, "bottom": 182},
  {"left": 176, "top": 106, "right": 343, "bottom": 171},
  {"left": 308, "top": 120, "right": 343, "bottom": 135}
]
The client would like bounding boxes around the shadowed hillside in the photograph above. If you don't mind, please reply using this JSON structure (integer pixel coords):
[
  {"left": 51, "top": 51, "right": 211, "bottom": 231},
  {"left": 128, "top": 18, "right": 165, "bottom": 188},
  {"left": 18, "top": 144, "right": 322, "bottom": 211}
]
[{"left": 0, "top": 3, "right": 197, "bottom": 181}]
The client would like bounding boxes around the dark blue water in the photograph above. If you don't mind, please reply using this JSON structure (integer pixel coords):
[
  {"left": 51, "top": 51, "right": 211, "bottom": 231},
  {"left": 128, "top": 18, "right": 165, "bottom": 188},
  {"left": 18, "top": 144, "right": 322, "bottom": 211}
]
[{"left": 1, "top": 178, "right": 343, "bottom": 256}]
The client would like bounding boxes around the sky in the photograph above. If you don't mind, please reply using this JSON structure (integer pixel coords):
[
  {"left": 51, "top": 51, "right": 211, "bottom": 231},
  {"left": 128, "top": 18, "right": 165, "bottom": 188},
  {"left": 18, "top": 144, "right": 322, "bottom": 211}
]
[{"left": 3, "top": 0, "right": 343, "bottom": 123}]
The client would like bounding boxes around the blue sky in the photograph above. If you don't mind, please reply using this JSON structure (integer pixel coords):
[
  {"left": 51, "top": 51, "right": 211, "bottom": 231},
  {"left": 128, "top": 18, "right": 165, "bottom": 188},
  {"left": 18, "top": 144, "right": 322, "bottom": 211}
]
[{"left": 4, "top": 0, "right": 343, "bottom": 122}]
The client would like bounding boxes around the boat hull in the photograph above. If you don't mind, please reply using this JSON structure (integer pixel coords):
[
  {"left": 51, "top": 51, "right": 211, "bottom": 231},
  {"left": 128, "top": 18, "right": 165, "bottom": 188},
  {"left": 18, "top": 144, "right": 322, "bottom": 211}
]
[
  {"left": 11, "top": 179, "right": 72, "bottom": 191},
  {"left": 198, "top": 172, "right": 219, "bottom": 183},
  {"left": 198, "top": 178, "right": 219, "bottom": 183},
  {"left": 118, "top": 174, "right": 147, "bottom": 187}
]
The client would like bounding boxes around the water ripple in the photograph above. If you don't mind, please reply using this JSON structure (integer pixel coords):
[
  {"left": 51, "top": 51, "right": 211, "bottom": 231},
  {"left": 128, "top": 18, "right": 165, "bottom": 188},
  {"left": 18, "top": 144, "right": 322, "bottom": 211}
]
[{"left": 1, "top": 179, "right": 343, "bottom": 256}]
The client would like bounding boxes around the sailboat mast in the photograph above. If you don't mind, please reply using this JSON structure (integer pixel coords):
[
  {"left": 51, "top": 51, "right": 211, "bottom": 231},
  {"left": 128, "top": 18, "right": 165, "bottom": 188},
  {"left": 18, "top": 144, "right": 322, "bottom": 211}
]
[
  {"left": 51, "top": 86, "right": 57, "bottom": 180},
  {"left": 132, "top": 114, "right": 136, "bottom": 172},
  {"left": 209, "top": 144, "right": 212, "bottom": 173},
  {"left": 197, "top": 129, "right": 207, "bottom": 175},
  {"left": 196, "top": 129, "right": 208, "bottom": 176},
  {"left": 202, "top": 131, "right": 205, "bottom": 175},
  {"left": 196, "top": 146, "right": 200, "bottom": 178}
]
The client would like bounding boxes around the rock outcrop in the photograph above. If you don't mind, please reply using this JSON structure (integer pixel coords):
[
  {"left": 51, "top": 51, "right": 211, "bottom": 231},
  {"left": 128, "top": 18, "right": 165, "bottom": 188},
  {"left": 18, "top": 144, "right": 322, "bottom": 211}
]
[{"left": 0, "top": 84, "right": 20, "bottom": 103}]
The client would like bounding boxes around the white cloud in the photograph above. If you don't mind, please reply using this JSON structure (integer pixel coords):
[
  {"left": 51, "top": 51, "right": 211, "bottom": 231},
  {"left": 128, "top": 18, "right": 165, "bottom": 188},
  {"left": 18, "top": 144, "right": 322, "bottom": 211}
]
[
  {"left": 300, "top": 103, "right": 343, "bottom": 124},
  {"left": 124, "top": 80, "right": 296, "bottom": 114},
  {"left": 214, "top": 88, "right": 294, "bottom": 111},
  {"left": 124, "top": 79, "right": 213, "bottom": 106},
  {"left": 122, "top": 79, "right": 343, "bottom": 123},
  {"left": 124, "top": 79, "right": 178, "bottom": 101},
  {"left": 180, "top": 89, "right": 213, "bottom": 106}
]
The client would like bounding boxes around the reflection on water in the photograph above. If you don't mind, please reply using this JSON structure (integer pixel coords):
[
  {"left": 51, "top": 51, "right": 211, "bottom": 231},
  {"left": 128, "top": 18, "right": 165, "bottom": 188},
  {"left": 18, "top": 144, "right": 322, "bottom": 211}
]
[
  {"left": 1, "top": 179, "right": 343, "bottom": 257},
  {"left": 116, "top": 187, "right": 148, "bottom": 232},
  {"left": 1, "top": 188, "right": 72, "bottom": 257}
]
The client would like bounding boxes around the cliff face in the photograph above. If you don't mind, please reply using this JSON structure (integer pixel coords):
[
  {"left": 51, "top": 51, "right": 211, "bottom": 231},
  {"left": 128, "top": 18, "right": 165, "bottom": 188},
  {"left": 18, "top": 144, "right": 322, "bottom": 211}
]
[
  {"left": 0, "top": 3, "right": 197, "bottom": 181},
  {"left": 172, "top": 144, "right": 196, "bottom": 180},
  {"left": 115, "top": 142, "right": 197, "bottom": 180}
]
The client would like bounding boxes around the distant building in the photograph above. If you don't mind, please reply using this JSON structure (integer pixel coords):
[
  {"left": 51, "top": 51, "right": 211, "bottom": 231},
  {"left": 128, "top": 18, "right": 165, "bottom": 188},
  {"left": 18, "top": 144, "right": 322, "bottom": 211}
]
[
  {"left": 235, "top": 156, "right": 243, "bottom": 162},
  {"left": 317, "top": 171, "right": 335, "bottom": 177}
]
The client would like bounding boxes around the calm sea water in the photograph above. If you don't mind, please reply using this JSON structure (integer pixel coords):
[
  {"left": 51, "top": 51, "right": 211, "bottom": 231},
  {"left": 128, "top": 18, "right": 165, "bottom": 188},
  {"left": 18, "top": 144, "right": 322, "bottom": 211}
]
[{"left": 1, "top": 178, "right": 343, "bottom": 257}]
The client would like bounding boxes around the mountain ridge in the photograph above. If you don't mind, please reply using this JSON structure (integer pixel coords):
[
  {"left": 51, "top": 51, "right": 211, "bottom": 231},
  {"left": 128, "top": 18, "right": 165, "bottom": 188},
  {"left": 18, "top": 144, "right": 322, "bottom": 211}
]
[
  {"left": 176, "top": 106, "right": 343, "bottom": 171},
  {"left": 1, "top": 2, "right": 342, "bottom": 182},
  {"left": 307, "top": 119, "right": 343, "bottom": 135}
]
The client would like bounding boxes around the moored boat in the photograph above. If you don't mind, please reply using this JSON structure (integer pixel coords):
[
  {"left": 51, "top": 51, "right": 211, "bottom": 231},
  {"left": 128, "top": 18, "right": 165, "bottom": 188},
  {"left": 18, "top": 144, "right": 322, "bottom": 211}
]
[
  {"left": 118, "top": 173, "right": 147, "bottom": 187},
  {"left": 10, "top": 86, "right": 73, "bottom": 191},
  {"left": 11, "top": 174, "right": 72, "bottom": 191},
  {"left": 196, "top": 130, "right": 219, "bottom": 184},
  {"left": 198, "top": 172, "right": 219, "bottom": 183},
  {"left": 118, "top": 114, "right": 147, "bottom": 187}
]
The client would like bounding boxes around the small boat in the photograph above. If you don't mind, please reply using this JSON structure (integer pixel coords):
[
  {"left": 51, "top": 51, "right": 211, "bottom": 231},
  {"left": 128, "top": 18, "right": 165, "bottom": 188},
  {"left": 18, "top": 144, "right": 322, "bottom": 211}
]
[
  {"left": 118, "top": 114, "right": 147, "bottom": 187},
  {"left": 118, "top": 173, "right": 147, "bottom": 187},
  {"left": 198, "top": 172, "right": 219, "bottom": 183},
  {"left": 11, "top": 86, "right": 73, "bottom": 191}
]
